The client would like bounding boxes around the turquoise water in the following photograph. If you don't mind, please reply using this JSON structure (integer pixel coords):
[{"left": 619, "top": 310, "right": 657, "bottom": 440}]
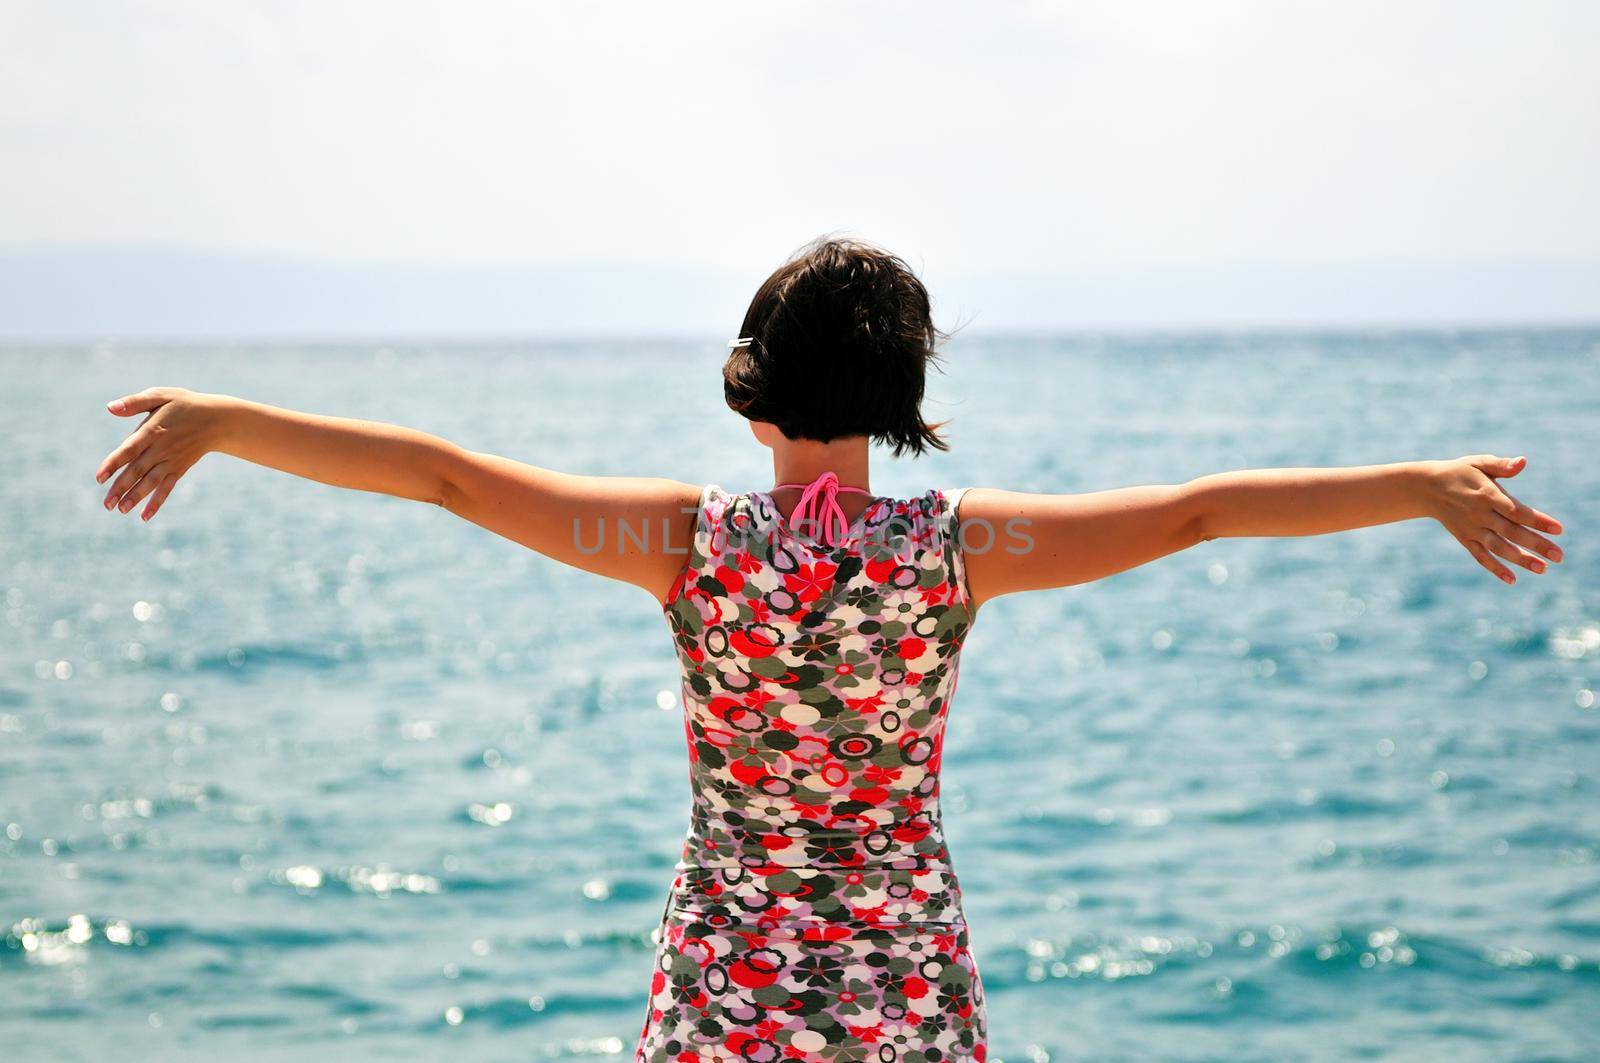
[{"left": 3, "top": 331, "right": 1598, "bottom": 1061}]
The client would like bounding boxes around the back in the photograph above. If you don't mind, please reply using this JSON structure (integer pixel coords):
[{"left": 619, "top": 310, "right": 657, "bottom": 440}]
[
  {"left": 663, "top": 484, "right": 974, "bottom": 881},
  {"left": 640, "top": 486, "right": 985, "bottom": 1043},
  {"left": 646, "top": 486, "right": 989, "bottom": 1052}
]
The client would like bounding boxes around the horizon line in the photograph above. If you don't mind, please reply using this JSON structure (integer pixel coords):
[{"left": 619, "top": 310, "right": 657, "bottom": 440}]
[{"left": 5, "top": 318, "right": 1599, "bottom": 349}]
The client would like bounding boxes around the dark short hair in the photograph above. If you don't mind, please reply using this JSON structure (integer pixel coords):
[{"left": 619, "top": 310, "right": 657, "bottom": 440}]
[{"left": 723, "top": 236, "right": 949, "bottom": 457}]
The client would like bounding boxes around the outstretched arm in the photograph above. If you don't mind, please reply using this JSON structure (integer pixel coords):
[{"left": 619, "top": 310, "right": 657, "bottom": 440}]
[
  {"left": 93, "top": 387, "right": 700, "bottom": 602},
  {"left": 959, "top": 456, "right": 1564, "bottom": 608}
]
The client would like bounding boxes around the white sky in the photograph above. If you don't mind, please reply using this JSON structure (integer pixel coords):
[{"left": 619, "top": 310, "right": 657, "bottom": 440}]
[{"left": 2, "top": 0, "right": 1597, "bottom": 279}]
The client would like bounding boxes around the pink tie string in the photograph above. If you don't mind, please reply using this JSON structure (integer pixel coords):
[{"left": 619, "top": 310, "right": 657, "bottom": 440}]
[{"left": 775, "top": 471, "right": 872, "bottom": 547}]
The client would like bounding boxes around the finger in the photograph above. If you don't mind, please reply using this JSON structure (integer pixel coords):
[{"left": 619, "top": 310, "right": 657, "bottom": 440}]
[
  {"left": 1483, "top": 531, "right": 1545, "bottom": 574},
  {"left": 105, "top": 389, "right": 171, "bottom": 417},
  {"left": 95, "top": 429, "right": 151, "bottom": 484},
  {"left": 95, "top": 451, "right": 125, "bottom": 486},
  {"left": 1487, "top": 512, "right": 1563, "bottom": 563},
  {"left": 118, "top": 461, "right": 170, "bottom": 514},
  {"left": 1472, "top": 454, "right": 1526, "bottom": 479},
  {"left": 141, "top": 472, "right": 182, "bottom": 522},
  {"left": 103, "top": 449, "right": 156, "bottom": 511},
  {"left": 1463, "top": 538, "right": 1516, "bottom": 584},
  {"left": 1488, "top": 484, "right": 1564, "bottom": 537}
]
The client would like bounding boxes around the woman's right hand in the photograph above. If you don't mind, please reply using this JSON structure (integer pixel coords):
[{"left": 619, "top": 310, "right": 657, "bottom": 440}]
[{"left": 95, "top": 387, "right": 228, "bottom": 521}]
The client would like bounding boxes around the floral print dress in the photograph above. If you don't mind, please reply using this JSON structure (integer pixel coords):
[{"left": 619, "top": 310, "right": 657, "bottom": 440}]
[{"left": 639, "top": 485, "right": 987, "bottom": 1062}]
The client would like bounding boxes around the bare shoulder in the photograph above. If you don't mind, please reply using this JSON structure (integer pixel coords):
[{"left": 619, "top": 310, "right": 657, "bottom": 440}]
[
  {"left": 444, "top": 448, "right": 700, "bottom": 515},
  {"left": 544, "top": 472, "right": 704, "bottom": 513},
  {"left": 952, "top": 482, "right": 1204, "bottom": 607},
  {"left": 953, "top": 487, "right": 1063, "bottom": 520},
  {"left": 437, "top": 449, "right": 708, "bottom": 600}
]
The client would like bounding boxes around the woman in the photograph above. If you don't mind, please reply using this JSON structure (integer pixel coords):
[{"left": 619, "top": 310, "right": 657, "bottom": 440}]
[{"left": 93, "top": 237, "right": 1564, "bottom": 1061}]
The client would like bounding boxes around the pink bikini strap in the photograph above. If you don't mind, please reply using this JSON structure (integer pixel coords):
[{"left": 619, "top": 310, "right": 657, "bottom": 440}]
[{"left": 774, "top": 471, "right": 872, "bottom": 547}]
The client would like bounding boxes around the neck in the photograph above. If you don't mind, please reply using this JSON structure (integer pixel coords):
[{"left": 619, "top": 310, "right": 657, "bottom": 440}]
[{"left": 771, "top": 436, "right": 872, "bottom": 491}]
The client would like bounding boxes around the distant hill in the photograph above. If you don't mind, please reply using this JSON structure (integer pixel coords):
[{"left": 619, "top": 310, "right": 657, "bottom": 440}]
[{"left": 1, "top": 247, "right": 1596, "bottom": 340}]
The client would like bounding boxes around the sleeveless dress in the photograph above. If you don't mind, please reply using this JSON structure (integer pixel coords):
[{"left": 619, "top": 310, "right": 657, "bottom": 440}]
[{"left": 638, "top": 485, "right": 987, "bottom": 1062}]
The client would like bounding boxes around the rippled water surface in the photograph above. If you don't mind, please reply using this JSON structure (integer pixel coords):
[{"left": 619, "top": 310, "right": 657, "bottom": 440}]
[{"left": 3, "top": 332, "right": 1598, "bottom": 1061}]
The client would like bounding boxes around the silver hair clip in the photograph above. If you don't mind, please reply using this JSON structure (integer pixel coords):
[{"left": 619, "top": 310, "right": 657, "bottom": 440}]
[{"left": 727, "top": 337, "right": 754, "bottom": 349}]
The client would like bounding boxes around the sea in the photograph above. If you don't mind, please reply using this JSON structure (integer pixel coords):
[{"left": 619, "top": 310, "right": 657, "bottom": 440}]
[{"left": 3, "top": 330, "right": 1597, "bottom": 1061}]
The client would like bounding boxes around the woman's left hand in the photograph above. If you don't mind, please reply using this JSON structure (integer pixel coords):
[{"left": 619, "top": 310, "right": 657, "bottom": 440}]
[{"left": 1424, "top": 454, "right": 1564, "bottom": 584}]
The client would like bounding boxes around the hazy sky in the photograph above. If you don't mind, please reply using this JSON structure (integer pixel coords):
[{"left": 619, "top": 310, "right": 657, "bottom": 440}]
[{"left": 2, "top": 1, "right": 1597, "bottom": 332}]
